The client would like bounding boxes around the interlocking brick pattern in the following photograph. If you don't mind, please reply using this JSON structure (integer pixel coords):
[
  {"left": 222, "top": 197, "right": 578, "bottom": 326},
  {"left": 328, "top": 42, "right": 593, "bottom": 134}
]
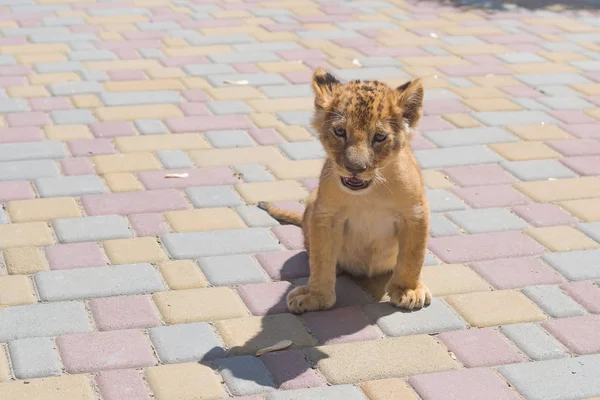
[{"left": 0, "top": 0, "right": 600, "bottom": 399}]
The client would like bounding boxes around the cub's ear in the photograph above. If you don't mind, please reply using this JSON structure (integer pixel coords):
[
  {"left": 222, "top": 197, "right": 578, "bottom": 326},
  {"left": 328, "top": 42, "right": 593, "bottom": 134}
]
[
  {"left": 312, "top": 67, "right": 340, "bottom": 110},
  {"left": 395, "top": 78, "right": 424, "bottom": 128}
]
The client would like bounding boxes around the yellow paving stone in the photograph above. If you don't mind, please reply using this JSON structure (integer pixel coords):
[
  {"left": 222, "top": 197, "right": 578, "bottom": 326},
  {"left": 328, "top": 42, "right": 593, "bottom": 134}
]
[
  {"left": 403, "top": 56, "right": 469, "bottom": 68},
  {"left": 103, "top": 237, "right": 168, "bottom": 264},
  {"left": 422, "top": 169, "right": 454, "bottom": 189},
  {"left": 450, "top": 87, "right": 509, "bottom": 99},
  {"left": 0, "top": 223, "right": 54, "bottom": 249},
  {"left": 104, "top": 79, "right": 185, "bottom": 92},
  {"left": 157, "top": 260, "right": 207, "bottom": 290},
  {"left": 165, "top": 208, "right": 246, "bottom": 232},
  {"left": 96, "top": 105, "right": 183, "bottom": 121},
  {"left": 507, "top": 63, "right": 577, "bottom": 74},
  {"left": 4, "top": 247, "right": 49, "bottom": 275},
  {"left": 558, "top": 198, "right": 600, "bottom": 222},
  {"left": 85, "top": 59, "right": 161, "bottom": 71},
  {"left": 98, "top": 31, "right": 121, "bottom": 40},
  {"left": 440, "top": 26, "right": 506, "bottom": 35},
  {"left": 0, "top": 21, "right": 17, "bottom": 28},
  {"left": 179, "top": 77, "right": 210, "bottom": 89},
  {"left": 94, "top": 153, "right": 162, "bottom": 175},
  {"left": 422, "top": 264, "right": 491, "bottom": 296},
  {"left": 206, "top": 86, "right": 264, "bottom": 100},
  {"left": 526, "top": 226, "right": 599, "bottom": 252},
  {"left": 570, "top": 83, "right": 600, "bottom": 96},
  {"left": 417, "top": 76, "right": 452, "bottom": 89},
  {"left": 189, "top": 146, "right": 287, "bottom": 167},
  {"left": 462, "top": 98, "right": 522, "bottom": 112},
  {"left": 145, "top": 363, "right": 226, "bottom": 400},
  {"left": 268, "top": 159, "right": 324, "bottom": 180},
  {"left": 538, "top": 51, "right": 587, "bottom": 62},
  {"left": 115, "top": 134, "right": 209, "bottom": 153},
  {"left": 153, "top": 288, "right": 248, "bottom": 324},
  {"left": 85, "top": 15, "right": 148, "bottom": 25},
  {"left": 469, "top": 75, "right": 522, "bottom": 87},
  {"left": 104, "top": 173, "right": 145, "bottom": 192},
  {"left": 249, "top": 113, "right": 286, "bottom": 129},
  {"left": 251, "top": 31, "right": 299, "bottom": 43},
  {"left": 146, "top": 67, "right": 186, "bottom": 79},
  {"left": 445, "top": 290, "right": 547, "bottom": 327},
  {"left": 360, "top": 379, "right": 419, "bottom": 400},
  {"left": 515, "top": 177, "right": 600, "bottom": 202},
  {"left": 7, "top": 198, "right": 82, "bottom": 223},
  {"left": 490, "top": 142, "right": 561, "bottom": 161},
  {"left": 506, "top": 124, "right": 572, "bottom": 141},
  {"left": 247, "top": 97, "right": 313, "bottom": 113},
  {"left": 442, "top": 113, "right": 481, "bottom": 128},
  {"left": 161, "top": 37, "right": 188, "bottom": 47},
  {"left": 257, "top": 61, "right": 310, "bottom": 73},
  {"left": 6, "top": 86, "right": 49, "bottom": 98},
  {"left": 162, "top": 46, "right": 232, "bottom": 57},
  {"left": 215, "top": 315, "right": 316, "bottom": 355},
  {"left": 29, "top": 73, "right": 79, "bottom": 85},
  {"left": 0, "top": 44, "right": 70, "bottom": 55},
  {"left": 377, "top": 35, "right": 440, "bottom": 47},
  {"left": 71, "top": 94, "right": 102, "bottom": 108},
  {"left": 310, "top": 336, "right": 459, "bottom": 384},
  {"left": 236, "top": 180, "right": 309, "bottom": 203},
  {"left": 0, "top": 375, "right": 95, "bottom": 400},
  {"left": 279, "top": 126, "right": 317, "bottom": 143},
  {"left": 445, "top": 44, "right": 510, "bottom": 56},
  {"left": 402, "top": 66, "right": 441, "bottom": 78},
  {"left": 0, "top": 276, "right": 37, "bottom": 306},
  {"left": 0, "top": 347, "right": 9, "bottom": 382},
  {"left": 584, "top": 108, "right": 600, "bottom": 120},
  {"left": 441, "top": 12, "right": 484, "bottom": 20},
  {"left": 44, "top": 125, "right": 92, "bottom": 140}
]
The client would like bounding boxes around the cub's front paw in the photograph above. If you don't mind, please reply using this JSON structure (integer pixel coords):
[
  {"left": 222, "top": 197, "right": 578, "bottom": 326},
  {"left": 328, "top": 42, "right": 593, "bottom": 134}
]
[
  {"left": 387, "top": 282, "right": 431, "bottom": 310},
  {"left": 286, "top": 285, "right": 336, "bottom": 314}
]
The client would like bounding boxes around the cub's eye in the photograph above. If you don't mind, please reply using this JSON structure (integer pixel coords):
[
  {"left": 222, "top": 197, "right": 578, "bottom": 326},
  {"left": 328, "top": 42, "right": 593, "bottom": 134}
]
[
  {"left": 333, "top": 126, "right": 346, "bottom": 137},
  {"left": 374, "top": 133, "right": 388, "bottom": 142}
]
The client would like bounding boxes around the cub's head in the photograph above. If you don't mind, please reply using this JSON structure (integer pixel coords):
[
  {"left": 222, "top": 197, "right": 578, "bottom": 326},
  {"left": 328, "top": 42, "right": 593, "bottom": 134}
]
[{"left": 311, "top": 67, "right": 424, "bottom": 193}]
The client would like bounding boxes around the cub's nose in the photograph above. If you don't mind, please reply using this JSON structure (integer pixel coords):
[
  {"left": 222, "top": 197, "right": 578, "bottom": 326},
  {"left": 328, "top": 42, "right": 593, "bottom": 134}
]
[{"left": 344, "top": 163, "right": 367, "bottom": 174}]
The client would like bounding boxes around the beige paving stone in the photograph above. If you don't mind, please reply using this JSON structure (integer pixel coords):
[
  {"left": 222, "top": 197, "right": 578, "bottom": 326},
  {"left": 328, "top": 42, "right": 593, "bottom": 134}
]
[
  {"left": 585, "top": 108, "right": 600, "bottom": 120},
  {"left": 538, "top": 51, "right": 586, "bottom": 62},
  {"left": 6, "top": 86, "right": 49, "bottom": 98},
  {"left": 360, "top": 379, "right": 419, "bottom": 400},
  {"left": 104, "top": 79, "right": 185, "bottom": 92},
  {"left": 506, "top": 124, "right": 572, "bottom": 141},
  {"left": 490, "top": 142, "right": 561, "bottom": 161},
  {"left": 85, "top": 60, "right": 161, "bottom": 71},
  {"left": 469, "top": 75, "right": 522, "bottom": 87},
  {"left": 308, "top": 336, "right": 459, "bottom": 384},
  {"left": 462, "top": 98, "right": 522, "bottom": 112},
  {"left": 153, "top": 288, "right": 248, "bottom": 324},
  {"left": 440, "top": 26, "right": 506, "bottom": 35},
  {"left": 215, "top": 314, "right": 316, "bottom": 355},
  {"left": 402, "top": 66, "right": 441, "bottom": 78},
  {"left": 4, "top": 247, "right": 49, "bottom": 275},
  {"left": 165, "top": 208, "right": 246, "bottom": 232},
  {"left": 442, "top": 113, "right": 481, "bottom": 128},
  {"left": 268, "top": 159, "right": 324, "bottom": 180},
  {"left": 7, "top": 197, "right": 81, "bottom": 223},
  {"left": 206, "top": 86, "right": 264, "bottom": 100},
  {"left": 402, "top": 56, "right": 469, "bottom": 67},
  {"left": 104, "top": 172, "right": 145, "bottom": 192},
  {"left": 0, "top": 347, "right": 9, "bottom": 382},
  {"left": 44, "top": 125, "right": 92, "bottom": 140},
  {"left": 507, "top": 63, "right": 577, "bottom": 74},
  {"left": 189, "top": 147, "right": 287, "bottom": 167},
  {"left": 157, "top": 260, "right": 207, "bottom": 290},
  {"left": 85, "top": 15, "right": 148, "bottom": 25},
  {"left": 29, "top": 73, "right": 79, "bottom": 85},
  {"left": 0, "top": 44, "right": 70, "bottom": 55},
  {"left": 250, "top": 113, "right": 286, "bottom": 129},
  {"left": 422, "top": 170, "right": 454, "bottom": 189},
  {"left": 93, "top": 153, "right": 162, "bottom": 174},
  {"left": 95, "top": 105, "right": 183, "bottom": 121},
  {"left": 103, "top": 237, "right": 169, "bottom": 264},
  {"left": 277, "top": 126, "right": 314, "bottom": 142},
  {"left": 422, "top": 264, "right": 491, "bottom": 296},
  {"left": 236, "top": 180, "right": 309, "bottom": 203},
  {"left": 571, "top": 83, "right": 600, "bottom": 96},
  {"left": 257, "top": 61, "right": 310, "bottom": 73},
  {"left": 0, "top": 276, "right": 37, "bottom": 306},
  {"left": 145, "top": 363, "right": 226, "bottom": 400},
  {"left": 180, "top": 77, "right": 210, "bottom": 89},
  {"left": 71, "top": 94, "right": 102, "bottom": 108},
  {"left": 515, "top": 177, "right": 600, "bottom": 202},
  {"left": 526, "top": 226, "right": 599, "bottom": 252},
  {"left": 146, "top": 67, "right": 186, "bottom": 79},
  {"left": 115, "top": 134, "right": 209, "bottom": 153},
  {"left": 0, "top": 375, "right": 94, "bottom": 400},
  {"left": 246, "top": 97, "right": 313, "bottom": 113},
  {"left": 162, "top": 46, "right": 232, "bottom": 57},
  {"left": 445, "top": 44, "right": 510, "bottom": 56},
  {"left": 445, "top": 290, "right": 547, "bottom": 327},
  {"left": 450, "top": 87, "right": 508, "bottom": 99},
  {"left": 162, "top": 37, "right": 188, "bottom": 47},
  {"left": 559, "top": 198, "right": 600, "bottom": 222}
]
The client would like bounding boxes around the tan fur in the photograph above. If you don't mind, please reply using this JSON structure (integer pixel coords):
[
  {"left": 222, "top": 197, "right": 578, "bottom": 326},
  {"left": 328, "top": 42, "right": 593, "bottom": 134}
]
[{"left": 261, "top": 68, "right": 431, "bottom": 313}]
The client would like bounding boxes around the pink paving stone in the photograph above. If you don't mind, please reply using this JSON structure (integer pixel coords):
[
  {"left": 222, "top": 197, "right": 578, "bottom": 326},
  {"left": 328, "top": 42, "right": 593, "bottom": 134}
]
[
  {"left": 548, "top": 110, "right": 597, "bottom": 124},
  {"left": 0, "top": 77, "right": 27, "bottom": 88},
  {"left": 68, "top": 138, "right": 117, "bottom": 156},
  {"left": 29, "top": 96, "right": 72, "bottom": 111},
  {"left": 424, "top": 100, "right": 470, "bottom": 116},
  {"left": 546, "top": 139, "right": 600, "bottom": 156},
  {"left": 584, "top": 73, "right": 600, "bottom": 83},
  {"left": 271, "top": 201, "right": 305, "bottom": 215},
  {"left": 409, "top": 367, "right": 523, "bottom": 400},
  {"left": 237, "top": 281, "right": 292, "bottom": 315},
  {"left": 0, "top": 127, "right": 43, "bottom": 143},
  {"left": 443, "top": 164, "right": 517, "bottom": 187},
  {"left": 248, "top": 128, "right": 284, "bottom": 145},
  {"left": 277, "top": 49, "right": 325, "bottom": 61},
  {"left": 428, "top": 231, "right": 545, "bottom": 263},
  {"left": 560, "top": 281, "right": 600, "bottom": 314},
  {"left": 561, "top": 156, "right": 600, "bottom": 176},
  {"left": 114, "top": 49, "right": 140, "bottom": 60},
  {"left": 0, "top": 181, "right": 35, "bottom": 202},
  {"left": 418, "top": 116, "right": 455, "bottom": 132},
  {"left": 181, "top": 89, "right": 209, "bottom": 102},
  {"left": 97, "top": 40, "right": 162, "bottom": 50},
  {"left": 180, "top": 19, "right": 241, "bottom": 28},
  {"left": 81, "top": 189, "right": 190, "bottom": 216},
  {"left": 282, "top": 71, "right": 311, "bottom": 84},
  {"left": 332, "top": 38, "right": 378, "bottom": 50},
  {"left": 6, "top": 112, "right": 49, "bottom": 127},
  {"left": 300, "top": 306, "right": 380, "bottom": 345},
  {"left": 179, "top": 102, "right": 211, "bottom": 116},
  {"left": 512, "top": 203, "right": 577, "bottom": 227},
  {"left": 302, "top": 59, "right": 334, "bottom": 70},
  {"left": 0, "top": 37, "right": 26, "bottom": 45},
  {"left": 271, "top": 225, "right": 304, "bottom": 250},
  {"left": 107, "top": 70, "right": 146, "bottom": 81},
  {"left": 233, "top": 63, "right": 260, "bottom": 73},
  {"left": 263, "top": 23, "right": 304, "bottom": 32},
  {"left": 137, "top": 167, "right": 241, "bottom": 189},
  {"left": 438, "top": 65, "right": 510, "bottom": 77},
  {"left": 122, "top": 31, "right": 164, "bottom": 40},
  {"left": 360, "top": 47, "right": 429, "bottom": 57},
  {"left": 160, "top": 56, "right": 207, "bottom": 67},
  {"left": 96, "top": 369, "right": 151, "bottom": 400},
  {"left": 562, "top": 123, "right": 600, "bottom": 139},
  {"left": 452, "top": 185, "right": 531, "bottom": 208},
  {"left": 45, "top": 242, "right": 110, "bottom": 270},
  {"left": 260, "top": 349, "right": 327, "bottom": 390},
  {"left": 470, "top": 256, "right": 564, "bottom": 290},
  {"left": 0, "top": 65, "right": 30, "bottom": 76},
  {"left": 463, "top": 55, "right": 504, "bottom": 65},
  {"left": 56, "top": 330, "right": 156, "bottom": 374},
  {"left": 71, "top": 25, "right": 101, "bottom": 33},
  {"left": 438, "top": 328, "right": 526, "bottom": 367},
  {"left": 90, "top": 295, "right": 161, "bottom": 331},
  {"left": 90, "top": 122, "right": 135, "bottom": 137},
  {"left": 411, "top": 135, "right": 437, "bottom": 150},
  {"left": 543, "top": 315, "right": 600, "bottom": 355},
  {"left": 255, "top": 250, "right": 309, "bottom": 281},
  {"left": 295, "top": 15, "right": 352, "bottom": 23},
  {"left": 482, "top": 34, "right": 542, "bottom": 44},
  {"left": 500, "top": 85, "right": 542, "bottom": 98},
  {"left": 165, "top": 115, "right": 253, "bottom": 133},
  {"left": 128, "top": 213, "right": 170, "bottom": 237},
  {"left": 320, "top": 6, "right": 356, "bottom": 14},
  {"left": 61, "top": 157, "right": 95, "bottom": 175},
  {"left": 301, "top": 178, "right": 319, "bottom": 191}
]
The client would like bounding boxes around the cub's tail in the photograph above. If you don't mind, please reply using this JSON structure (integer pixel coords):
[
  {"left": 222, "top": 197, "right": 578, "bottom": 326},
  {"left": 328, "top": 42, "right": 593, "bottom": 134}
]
[{"left": 257, "top": 201, "right": 303, "bottom": 227}]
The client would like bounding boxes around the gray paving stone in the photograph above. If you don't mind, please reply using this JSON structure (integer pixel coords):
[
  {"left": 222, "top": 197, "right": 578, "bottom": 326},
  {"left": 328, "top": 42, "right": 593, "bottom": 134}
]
[
  {"left": 88, "top": 7, "right": 150, "bottom": 16},
  {"left": 68, "top": 50, "right": 116, "bottom": 61},
  {"left": 48, "top": 81, "right": 103, "bottom": 96},
  {"left": 234, "top": 164, "right": 274, "bottom": 182},
  {"left": 297, "top": 30, "right": 361, "bottom": 40},
  {"left": 497, "top": 52, "right": 547, "bottom": 63},
  {"left": 429, "top": 213, "right": 461, "bottom": 237},
  {"left": 236, "top": 205, "right": 279, "bottom": 227},
  {"left": 537, "top": 85, "right": 583, "bottom": 97},
  {"left": 419, "top": 88, "right": 461, "bottom": 101},
  {"left": 472, "top": 111, "right": 558, "bottom": 126},
  {"left": 207, "top": 100, "right": 253, "bottom": 115},
  {"left": 536, "top": 96, "right": 595, "bottom": 110},
  {"left": 185, "top": 186, "right": 243, "bottom": 208},
  {"left": 446, "top": 208, "right": 529, "bottom": 234},
  {"left": 441, "top": 36, "right": 486, "bottom": 46},
  {"left": 259, "top": 84, "right": 312, "bottom": 98},
  {"left": 279, "top": 141, "right": 325, "bottom": 160},
  {"left": 579, "top": 222, "right": 600, "bottom": 244},
  {"left": 0, "top": 55, "right": 16, "bottom": 65},
  {"left": 424, "top": 127, "right": 518, "bottom": 147},
  {"left": 250, "top": 7, "right": 291, "bottom": 16},
  {"left": 51, "top": 109, "right": 95, "bottom": 125},
  {"left": 3, "top": 27, "right": 69, "bottom": 37},
  {"left": 511, "top": 98, "right": 548, "bottom": 111},
  {"left": 156, "top": 150, "right": 193, "bottom": 169},
  {"left": 0, "top": 159, "right": 60, "bottom": 181},
  {"left": 522, "top": 285, "right": 587, "bottom": 318},
  {"left": 425, "top": 189, "right": 466, "bottom": 212},
  {"left": 198, "top": 254, "right": 269, "bottom": 286},
  {"left": 267, "top": 385, "right": 368, "bottom": 400},
  {"left": 425, "top": 251, "right": 440, "bottom": 266},
  {"left": 100, "top": 91, "right": 182, "bottom": 106},
  {"left": 13, "top": 5, "right": 69, "bottom": 13},
  {"left": 52, "top": 215, "right": 132, "bottom": 243},
  {"left": 0, "top": 208, "right": 7, "bottom": 224},
  {"left": 207, "top": 73, "right": 287, "bottom": 87},
  {"left": 43, "top": 16, "right": 84, "bottom": 26},
  {"left": 79, "top": 69, "right": 108, "bottom": 82},
  {"left": 135, "top": 119, "right": 168, "bottom": 135},
  {"left": 515, "top": 73, "right": 592, "bottom": 86},
  {"left": 137, "top": 21, "right": 181, "bottom": 31},
  {"left": 9, "top": 337, "right": 63, "bottom": 379},
  {"left": 0, "top": 301, "right": 93, "bottom": 342},
  {"left": 34, "top": 61, "right": 85, "bottom": 73},
  {"left": 138, "top": 48, "right": 164, "bottom": 59},
  {"left": 233, "top": 41, "right": 301, "bottom": 53},
  {"left": 500, "top": 323, "right": 570, "bottom": 361},
  {"left": 331, "top": 67, "right": 408, "bottom": 81},
  {"left": 204, "top": 129, "right": 255, "bottom": 148},
  {"left": 0, "top": 98, "right": 29, "bottom": 113},
  {"left": 364, "top": 299, "right": 466, "bottom": 336},
  {"left": 415, "top": 145, "right": 503, "bottom": 169},
  {"left": 336, "top": 21, "right": 398, "bottom": 30},
  {"left": 149, "top": 322, "right": 225, "bottom": 363},
  {"left": 498, "top": 354, "right": 600, "bottom": 400},
  {"left": 161, "top": 228, "right": 282, "bottom": 258},
  {"left": 276, "top": 111, "right": 313, "bottom": 126},
  {"left": 30, "top": 33, "right": 98, "bottom": 43},
  {"left": 570, "top": 60, "right": 600, "bottom": 71},
  {"left": 353, "top": 56, "right": 402, "bottom": 67},
  {"left": 501, "top": 160, "right": 576, "bottom": 181},
  {"left": 0, "top": 141, "right": 66, "bottom": 162},
  {"left": 187, "top": 34, "right": 255, "bottom": 45},
  {"left": 542, "top": 42, "right": 585, "bottom": 51},
  {"left": 542, "top": 250, "right": 600, "bottom": 281},
  {"left": 447, "top": 77, "right": 476, "bottom": 88},
  {"left": 422, "top": 46, "right": 450, "bottom": 56},
  {"left": 209, "top": 52, "right": 281, "bottom": 64},
  {"left": 35, "top": 175, "right": 107, "bottom": 197},
  {"left": 183, "top": 64, "right": 236, "bottom": 76},
  {"left": 216, "top": 356, "right": 275, "bottom": 396},
  {"left": 35, "top": 263, "right": 165, "bottom": 301}
]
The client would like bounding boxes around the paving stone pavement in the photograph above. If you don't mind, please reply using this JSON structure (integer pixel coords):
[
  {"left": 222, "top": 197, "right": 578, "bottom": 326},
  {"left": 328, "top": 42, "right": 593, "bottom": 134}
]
[{"left": 1, "top": 0, "right": 600, "bottom": 399}]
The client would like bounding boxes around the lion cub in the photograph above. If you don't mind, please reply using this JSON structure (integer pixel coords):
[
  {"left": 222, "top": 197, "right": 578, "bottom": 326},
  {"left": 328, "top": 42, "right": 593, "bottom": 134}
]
[{"left": 259, "top": 68, "right": 431, "bottom": 314}]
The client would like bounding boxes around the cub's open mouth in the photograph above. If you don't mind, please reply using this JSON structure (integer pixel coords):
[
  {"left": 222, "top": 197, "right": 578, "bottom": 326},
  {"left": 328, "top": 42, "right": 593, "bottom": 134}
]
[{"left": 341, "top": 176, "right": 371, "bottom": 191}]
